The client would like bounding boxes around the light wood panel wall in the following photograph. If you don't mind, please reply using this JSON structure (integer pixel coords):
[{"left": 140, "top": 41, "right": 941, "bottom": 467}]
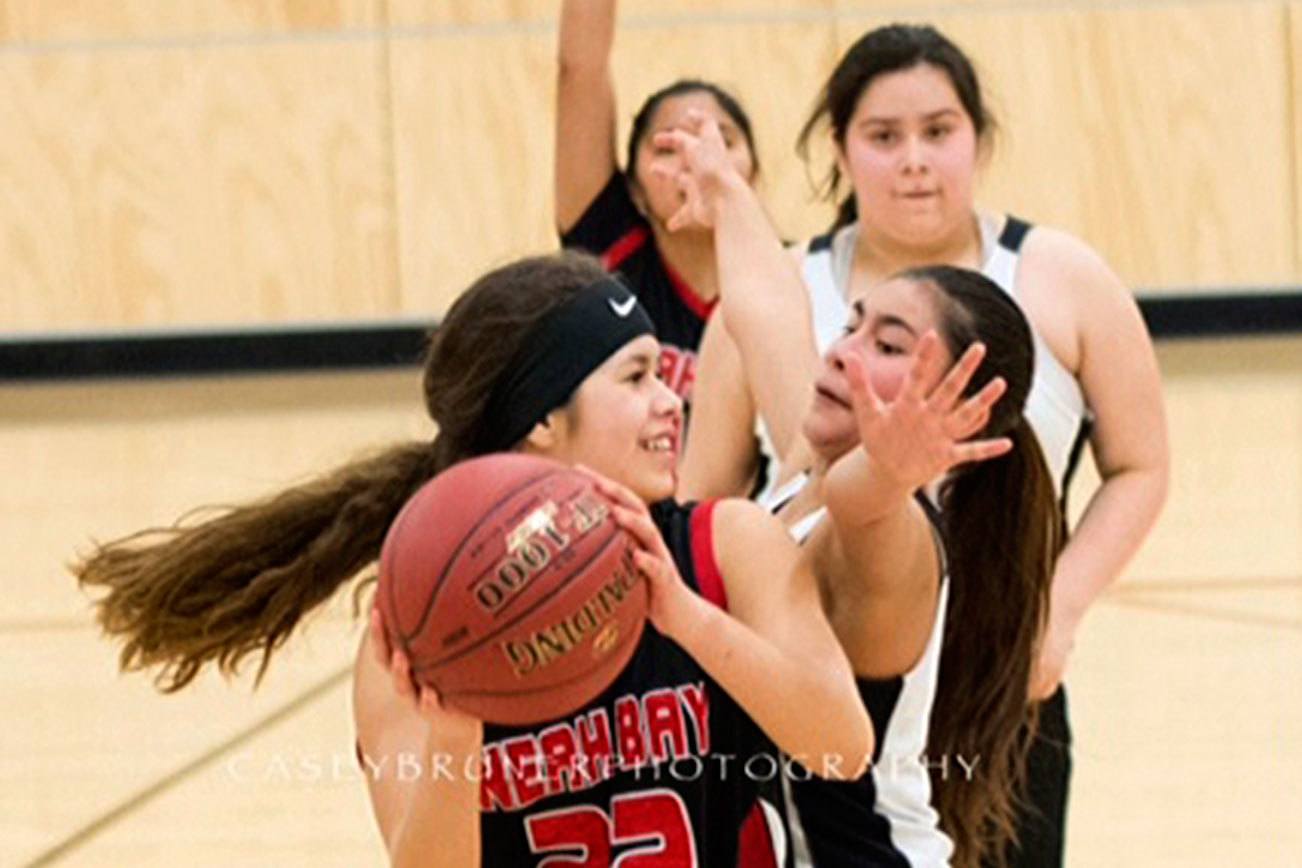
[
  {"left": 0, "top": 0, "right": 1299, "bottom": 331},
  {"left": 1292, "top": 2, "right": 1302, "bottom": 279},
  {"left": 831, "top": 2, "right": 1295, "bottom": 292},
  {"left": 0, "top": 37, "right": 396, "bottom": 329},
  {"left": 0, "top": 0, "right": 380, "bottom": 41}
]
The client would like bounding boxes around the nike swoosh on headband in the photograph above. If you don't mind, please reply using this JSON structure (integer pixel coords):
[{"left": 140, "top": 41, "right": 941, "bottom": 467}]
[{"left": 608, "top": 296, "right": 637, "bottom": 318}]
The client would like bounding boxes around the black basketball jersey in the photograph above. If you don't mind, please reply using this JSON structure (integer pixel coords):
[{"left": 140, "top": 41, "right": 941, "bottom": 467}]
[
  {"left": 561, "top": 174, "right": 715, "bottom": 406},
  {"left": 474, "top": 499, "right": 782, "bottom": 867}
]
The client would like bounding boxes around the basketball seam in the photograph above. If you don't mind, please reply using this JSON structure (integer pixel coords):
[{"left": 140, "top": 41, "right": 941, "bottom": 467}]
[{"left": 401, "top": 467, "right": 566, "bottom": 642}]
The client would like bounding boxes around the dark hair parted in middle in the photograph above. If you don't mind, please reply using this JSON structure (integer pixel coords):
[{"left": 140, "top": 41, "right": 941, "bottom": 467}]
[{"left": 799, "top": 24, "right": 997, "bottom": 230}]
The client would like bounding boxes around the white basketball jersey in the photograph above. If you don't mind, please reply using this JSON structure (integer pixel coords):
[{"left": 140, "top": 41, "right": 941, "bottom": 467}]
[{"left": 758, "top": 217, "right": 1089, "bottom": 499}]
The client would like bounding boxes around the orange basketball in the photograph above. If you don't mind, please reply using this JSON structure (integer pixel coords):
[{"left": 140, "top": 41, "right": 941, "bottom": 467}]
[{"left": 377, "top": 453, "right": 647, "bottom": 725}]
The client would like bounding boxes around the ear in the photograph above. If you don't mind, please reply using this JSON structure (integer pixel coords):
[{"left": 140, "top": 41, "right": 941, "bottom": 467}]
[{"left": 521, "top": 409, "right": 566, "bottom": 455}]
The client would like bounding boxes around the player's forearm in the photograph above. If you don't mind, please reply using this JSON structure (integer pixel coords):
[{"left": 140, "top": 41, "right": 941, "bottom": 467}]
[
  {"left": 558, "top": 0, "right": 616, "bottom": 71},
  {"left": 824, "top": 447, "right": 915, "bottom": 531},
  {"left": 1054, "top": 464, "right": 1168, "bottom": 622},
  {"left": 711, "top": 175, "right": 819, "bottom": 456},
  {"left": 389, "top": 729, "right": 484, "bottom": 868},
  {"left": 672, "top": 598, "right": 873, "bottom": 780}
]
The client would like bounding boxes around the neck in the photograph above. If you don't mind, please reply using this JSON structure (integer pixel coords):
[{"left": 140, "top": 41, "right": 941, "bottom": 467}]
[
  {"left": 648, "top": 223, "right": 719, "bottom": 302},
  {"left": 854, "top": 212, "right": 984, "bottom": 283}
]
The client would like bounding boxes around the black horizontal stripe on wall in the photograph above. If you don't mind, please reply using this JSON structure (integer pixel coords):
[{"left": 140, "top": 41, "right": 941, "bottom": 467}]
[{"left": 2, "top": 291, "right": 1300, "bottom": 381}]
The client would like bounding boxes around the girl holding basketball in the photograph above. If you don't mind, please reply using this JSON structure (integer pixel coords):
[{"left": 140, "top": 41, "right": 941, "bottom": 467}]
[
  {"left": 555, "top": 0, "right": 761, "bottom": 414},
  {"left": 75, "top": 252, "right": 1007, "bottom": 866},
  {"left": 675, "top": 23, "right": 1168, "bottom": 867}
]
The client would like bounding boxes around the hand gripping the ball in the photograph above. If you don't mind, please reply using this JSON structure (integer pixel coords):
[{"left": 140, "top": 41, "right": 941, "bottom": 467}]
[
  {"left": 574, "top": 466, "right": 707, "bottom": 641},
  {"left": 369, "top": 606, "right": 482, "bottom": 739}
]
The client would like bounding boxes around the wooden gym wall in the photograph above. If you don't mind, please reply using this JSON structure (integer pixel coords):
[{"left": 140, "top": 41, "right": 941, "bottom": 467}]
[{"left": 0, "top": 0, "right": 1298, "bottom": 334}]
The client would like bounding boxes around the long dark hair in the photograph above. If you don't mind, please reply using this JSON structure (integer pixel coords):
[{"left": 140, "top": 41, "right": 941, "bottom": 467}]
[
  {"left": 73, "top": 252, "right": 610, "bottom": 692},
  {"left": 798, "top": 24, "right": 995, "bottom": 230},
  {"left": 905, "top": 265, "right": 1061, "bottom": 868}
]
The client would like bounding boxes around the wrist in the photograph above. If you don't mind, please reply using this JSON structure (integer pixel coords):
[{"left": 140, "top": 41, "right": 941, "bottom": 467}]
[
  {"left": 660, "top": 588, "right": 720, "bottom": 650},
  {"left": 705, "top": 170, "right": 753, "bottom": 219}
]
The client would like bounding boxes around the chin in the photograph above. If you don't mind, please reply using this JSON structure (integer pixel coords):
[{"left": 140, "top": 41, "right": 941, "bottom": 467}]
[
  {"left": 626, "top": 469, "right": 675, "bottom": 504},
  {"left": 803, "top": 421, "right": 856, "bottom": 463}
]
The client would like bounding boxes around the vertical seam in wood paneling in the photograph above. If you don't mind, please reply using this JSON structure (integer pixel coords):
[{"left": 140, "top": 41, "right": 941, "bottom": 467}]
[
  {"left": 377, "top": 0, "right": 403, "bottom": 315},
  {"left": 1286, "top": 2, "right": 1301, "bottom": 279}
]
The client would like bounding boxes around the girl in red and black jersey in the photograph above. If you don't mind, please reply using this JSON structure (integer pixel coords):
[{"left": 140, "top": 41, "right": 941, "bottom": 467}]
[
  {"left": 555, "top": 0, "right": 760, "bottom": 412},
  {"left": 74, "top": 251, "right": 1001, "bottom": 866}
]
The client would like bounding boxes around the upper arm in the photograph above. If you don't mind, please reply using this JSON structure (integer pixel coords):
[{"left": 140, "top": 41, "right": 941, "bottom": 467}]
[
  {"left": 677, "top": 314, "right": 761, "bottom": 500},
  {"left": 555, "top": 0, "right": 620, "bottom": 233},
  {"left": 1027, "top": 231, "right": 1169, "bottom": 483},
  {"left": 709, "top": 499, "right": 848, "bottom": 670}
]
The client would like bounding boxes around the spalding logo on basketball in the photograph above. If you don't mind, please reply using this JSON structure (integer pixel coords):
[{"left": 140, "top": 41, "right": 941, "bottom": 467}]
[{"left": 377, "top": 453, "right": 647, "bottom": 725}]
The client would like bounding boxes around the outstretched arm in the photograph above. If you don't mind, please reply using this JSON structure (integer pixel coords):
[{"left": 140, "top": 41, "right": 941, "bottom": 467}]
[
  {"left": 555, "top": 0, "right": 620, "bottom": 232},
  {"left": 822, "top": 335, "right": 1009, "bottom": 595},
  {"left": 676, "top": 311, "right": 761, "bottom": 499},
  {"left": 658, "top": 112, "right": 821, "bottom": 466}
]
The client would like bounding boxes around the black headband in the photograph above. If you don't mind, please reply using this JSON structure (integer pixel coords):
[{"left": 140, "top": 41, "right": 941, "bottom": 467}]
[{"left": 476, "top": 275, "right": 655, "bottom": 452}]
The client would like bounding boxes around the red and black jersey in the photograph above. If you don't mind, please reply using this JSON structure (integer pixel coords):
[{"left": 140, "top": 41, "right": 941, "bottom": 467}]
[
  {"left": 474, "top": 499, "right": 783, "bottom": 867},
  {"left": 561, "top": 175, "right": 715, "bottom": 406}
]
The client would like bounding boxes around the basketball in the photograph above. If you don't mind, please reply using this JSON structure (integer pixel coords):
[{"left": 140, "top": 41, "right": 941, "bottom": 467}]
[{"left": 376, "top": 453, "right": 647, "bottom": 725}]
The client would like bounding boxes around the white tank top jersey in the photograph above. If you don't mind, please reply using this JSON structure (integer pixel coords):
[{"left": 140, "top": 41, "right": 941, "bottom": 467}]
[
  {"left": 760, "top": 474, "right": 954, "bottom": 867},
  {"left": 756, "top": 216, "right": 1091, "bottom": 502}
]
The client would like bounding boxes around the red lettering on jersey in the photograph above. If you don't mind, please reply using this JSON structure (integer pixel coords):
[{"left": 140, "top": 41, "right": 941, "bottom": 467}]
[
  {"left": 538, "top": 723, "right": 581, "bottom": 797},
  {"left": 479, "top": 742, "right": 517, "bottom": 812},
  {"left": 642, "top": 688, "right": 688, "bottom": 762},
  {"left": 503, "top": 735, "right": 547, "bottom": 809},
  {"left": 525, "top": 804, "right": 612, "bottom": 866},
  {"left": 678, "top": 683, "right": 711, "bottom": 754},
  {"left": 657, "top": 346, "right": 699, "bottom": 402},
  {"left": 612, "top": 788, "right": 700, "bottom": 865},
  {"left": 575, "top": 708, "right": 615, "bottom": 788},
  {"left": 614, "top": 695, "right": 648, "bottom": 771}
]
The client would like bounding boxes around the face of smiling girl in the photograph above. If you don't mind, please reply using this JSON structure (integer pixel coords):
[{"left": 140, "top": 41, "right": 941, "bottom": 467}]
[{"left": 532, "top": 335, "right": 683, "bottom": 502}]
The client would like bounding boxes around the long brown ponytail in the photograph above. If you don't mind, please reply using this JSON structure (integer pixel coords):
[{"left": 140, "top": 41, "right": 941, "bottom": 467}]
[
  {"left": 931, "top": 419, "right": 1061, "bottom": 867},
  {"left": 901, "top": 265, "right": 1062, "bottom": 867},
  {"left": 73, "top": 252, "right": 610, "bottom": 692}
]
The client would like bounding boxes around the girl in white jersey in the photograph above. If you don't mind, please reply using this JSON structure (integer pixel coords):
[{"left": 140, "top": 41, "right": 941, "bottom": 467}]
[
  {"left": 679, "top": 23, "right": 1169, "bottom": 868},
  {"left": 656, "top": 110, "right": 1064, "bottom": 867}
]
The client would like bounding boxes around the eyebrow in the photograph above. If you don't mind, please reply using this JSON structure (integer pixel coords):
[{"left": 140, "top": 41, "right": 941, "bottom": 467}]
[
  {"left": 861, "top": 108, "right": 962, "bottom": 126},
  {"left": 621, "top": 351, "right": 658, "bottom": 368},
  {"left": 873, "top": 314, "right": 919, "bottom": 336}
]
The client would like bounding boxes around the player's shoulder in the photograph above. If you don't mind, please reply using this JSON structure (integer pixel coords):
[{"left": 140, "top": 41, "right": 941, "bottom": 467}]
[
  {"left": 1019, "top": 222, "right": 1123, "bottom": 293},
  {"left": 708, "top": 497, "right": 794, "bottom": 564}
]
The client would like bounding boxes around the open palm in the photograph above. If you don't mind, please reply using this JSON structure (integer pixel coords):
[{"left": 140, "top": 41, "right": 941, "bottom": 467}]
[{"left": 845, "top": 332, "right": 1013, "bottom": 491}]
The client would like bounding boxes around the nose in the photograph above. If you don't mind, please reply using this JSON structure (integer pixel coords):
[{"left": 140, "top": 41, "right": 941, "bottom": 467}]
[
  {"left": 826, "top": 340, "right": 851, "bottom": 373},
  {"left": 652, "top": 377, "right": 684, "bottom": 421},
  {"left": 901, "top": 134, "right": 928, "bottom": 174}
]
